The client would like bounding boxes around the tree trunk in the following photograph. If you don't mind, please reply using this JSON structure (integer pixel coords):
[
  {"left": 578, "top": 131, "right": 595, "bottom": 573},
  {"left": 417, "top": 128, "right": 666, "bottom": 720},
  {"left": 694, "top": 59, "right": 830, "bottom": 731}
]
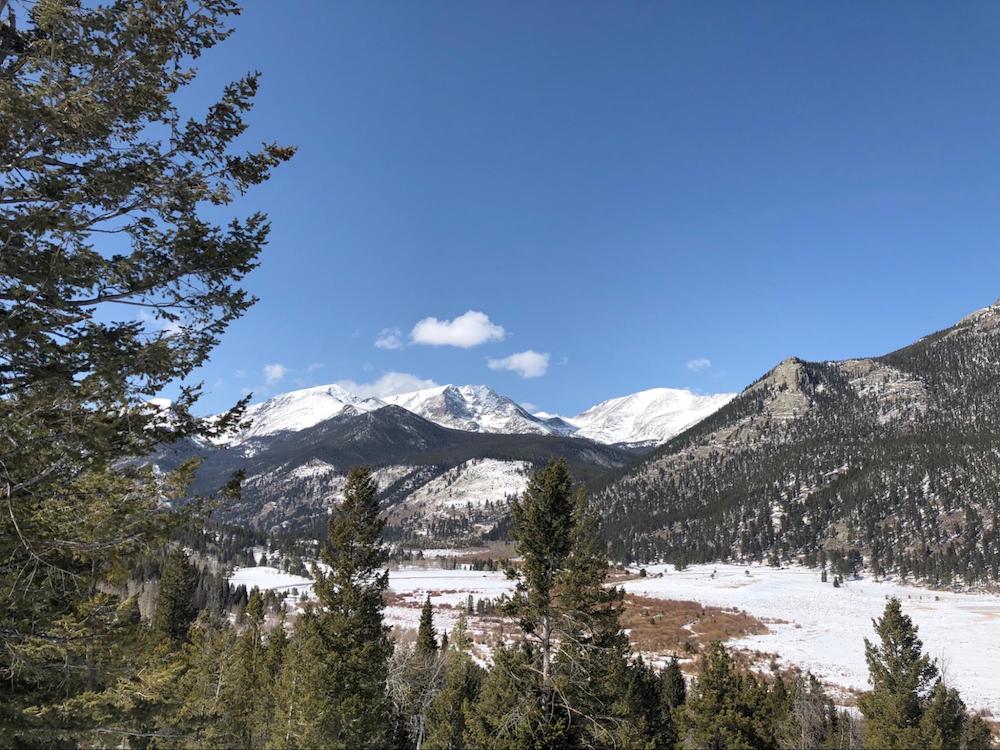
[{"left": 541, "top": 608, "right": 552, "bottom": 717}]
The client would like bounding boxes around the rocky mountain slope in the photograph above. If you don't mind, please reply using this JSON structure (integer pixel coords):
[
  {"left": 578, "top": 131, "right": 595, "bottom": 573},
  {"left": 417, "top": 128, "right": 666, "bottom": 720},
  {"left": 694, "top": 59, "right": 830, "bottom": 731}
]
[{"left": 595, "top": 300, "right": 1000, "bottom": 586}]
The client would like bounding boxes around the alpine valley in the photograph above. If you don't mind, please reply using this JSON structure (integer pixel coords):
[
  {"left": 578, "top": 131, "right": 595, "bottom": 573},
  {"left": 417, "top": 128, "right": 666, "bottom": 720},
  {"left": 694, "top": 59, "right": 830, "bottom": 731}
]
[
  {"left": 152, "top": 383, "right": 735, "bottom": 542},
  {"left": 163, "top": 299, "right": 1000, "bottom": 585}
]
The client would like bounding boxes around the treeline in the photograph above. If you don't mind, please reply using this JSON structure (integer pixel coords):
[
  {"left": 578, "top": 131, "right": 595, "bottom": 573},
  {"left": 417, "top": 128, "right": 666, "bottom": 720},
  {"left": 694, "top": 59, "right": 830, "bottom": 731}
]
[{"left": 8, "top": 462, "right": 993, "bottom": 749}]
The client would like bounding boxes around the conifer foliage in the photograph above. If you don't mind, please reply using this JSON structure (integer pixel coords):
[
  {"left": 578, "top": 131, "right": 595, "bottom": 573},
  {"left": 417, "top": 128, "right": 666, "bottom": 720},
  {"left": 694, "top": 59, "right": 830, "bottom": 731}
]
[
  {"left": 860, "top": 598, "right": 992, "bottom": 750},
  {"left": 0, "top": 0, "right": 292, "bottom": 741},
  {"left": 272, "top": 467, "right": 394, "bottom": 748}
]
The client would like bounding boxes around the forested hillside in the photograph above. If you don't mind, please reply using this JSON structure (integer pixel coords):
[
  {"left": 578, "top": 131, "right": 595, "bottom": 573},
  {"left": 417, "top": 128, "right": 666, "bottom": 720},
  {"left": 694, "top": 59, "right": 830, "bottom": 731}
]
[{"left": 597, "top": 302, "right": 1000, "bottom": 585}]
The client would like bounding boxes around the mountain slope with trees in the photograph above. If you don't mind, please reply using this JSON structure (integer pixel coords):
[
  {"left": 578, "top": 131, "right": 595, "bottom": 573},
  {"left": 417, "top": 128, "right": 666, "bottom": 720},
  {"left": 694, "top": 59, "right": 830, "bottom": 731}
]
[{"left": 597, "top": 300, "right": 1000, "bottom": 586}]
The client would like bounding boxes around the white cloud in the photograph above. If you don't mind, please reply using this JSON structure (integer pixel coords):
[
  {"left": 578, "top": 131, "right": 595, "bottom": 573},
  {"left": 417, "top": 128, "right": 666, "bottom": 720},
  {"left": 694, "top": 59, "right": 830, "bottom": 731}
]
[
  {"left": 520, "top": 402, "right": 538, "bottom": 412},
  {"left": 410, "top": 310, "right": 506, "bottom": 348},
  {"left": 686, "top": 358, "right": 712, "bottom": 372},
  {"left": 306, "top": 362, "right": 324, "bottom": 373},
  {"left": 335, "top": 371, "right": 439, "bottom": 398},
  {"left": 488, "top": 350, "right": 549, "bottom": 378},
  {"left": 263, "top": 363, "right": 288, "bottom": 384},
  {"left": 374, "top": 327, "right": 404, "bottom": 350}
]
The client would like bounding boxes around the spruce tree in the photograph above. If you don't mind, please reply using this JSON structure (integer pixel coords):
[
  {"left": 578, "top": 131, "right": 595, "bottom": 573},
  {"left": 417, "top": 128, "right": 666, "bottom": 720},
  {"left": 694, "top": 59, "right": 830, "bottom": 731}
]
[
  {"left": 463, "top": 644, "right": 561, "bottom": 750},
  {"left": 505, "top": 458, "right": 576, "bottom": 735},
  {"left": 556, "top": 488, "right": 639, "bottom": 749},
  {"left": 153, "top": 548, "right": 199, "bottom": 642},
  {"left": 676, "top": 642, "right": 770, "bottom": 750},
  {"left": 661, "top": 657, "right": 687, "bottom": 712},
  {"left": 858, "top": 598, "right": 938, "bottom": 749},
  {"left": 224, "top": 588, "right": 269, "bottom": 748},
  {"left": 424, "top": 613, "right": 484, "bottom": 750},
  {"left": 272, "top": 467, "right": 393, "bottom": 748},
  {"left": 417, "top": 595, "right": 439, "bottom": 655}
]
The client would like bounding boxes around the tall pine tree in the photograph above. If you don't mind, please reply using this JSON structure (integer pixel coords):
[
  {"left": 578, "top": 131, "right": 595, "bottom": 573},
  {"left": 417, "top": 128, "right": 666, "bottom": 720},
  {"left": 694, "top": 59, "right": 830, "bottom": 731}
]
[
  {"left": 272, "top": 467, "right": 393, "bottom": 748},
  {"left": 859, "top": 598, "right": 939, "bottom": 749},
  {"left": 0, "top": 0, "right": 292, "bottom": 741}
]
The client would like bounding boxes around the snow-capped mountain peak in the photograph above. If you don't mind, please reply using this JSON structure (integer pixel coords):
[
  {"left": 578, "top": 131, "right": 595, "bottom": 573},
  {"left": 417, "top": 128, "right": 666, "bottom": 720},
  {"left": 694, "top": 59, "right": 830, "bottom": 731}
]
[
  {"left": 216, "top": 381, "right": 734, "bottom": 449},
  {"left": 562, "top": 387, "right": 737, "bottom": 446},
  {"left": 218, "top": 384, "right": 385, "bottom": 444},
  {"left": 383, "top": 384, "right": 562, "bottom": 436}
]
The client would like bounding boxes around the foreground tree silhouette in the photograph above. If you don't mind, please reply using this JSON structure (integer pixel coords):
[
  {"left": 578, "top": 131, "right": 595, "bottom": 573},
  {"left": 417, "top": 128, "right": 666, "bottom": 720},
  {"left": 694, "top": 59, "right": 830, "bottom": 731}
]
[{"left": 0, "top": 0, "right": 292, "bottom": 741}]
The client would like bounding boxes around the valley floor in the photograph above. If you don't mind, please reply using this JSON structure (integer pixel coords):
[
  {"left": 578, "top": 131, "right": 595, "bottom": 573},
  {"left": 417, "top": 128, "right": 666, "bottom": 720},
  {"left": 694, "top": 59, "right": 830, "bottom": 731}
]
[
  {"left": 229, "top": 561, "right": 1000, "bottom": 716},
  {"left": 621, "top": 563, "right": 1000, "bottom": 716}
]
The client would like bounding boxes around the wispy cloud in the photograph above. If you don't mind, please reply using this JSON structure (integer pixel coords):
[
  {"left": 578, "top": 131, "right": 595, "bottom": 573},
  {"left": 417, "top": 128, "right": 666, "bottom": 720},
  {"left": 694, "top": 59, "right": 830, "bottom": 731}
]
[
  {"left": 411, "top": 310, "right": 506, "bottom": 348},
  {"left": 263, "top": 363, "right": 288, "bottom": 384},
  {"left": 335, "top": 371, "right": 439, "bottom": 398},
  {"left": 374, "top": 327, "right": 404, "bottom": 350},
  {"left": 306, "top": 362, "right": 324, "bottom": 373},
  {"left": 488, "top": 350, "right": 549, "bottom": 378},
  {"left": 686, "top": 358, "right": 712, "bottom": 372}
]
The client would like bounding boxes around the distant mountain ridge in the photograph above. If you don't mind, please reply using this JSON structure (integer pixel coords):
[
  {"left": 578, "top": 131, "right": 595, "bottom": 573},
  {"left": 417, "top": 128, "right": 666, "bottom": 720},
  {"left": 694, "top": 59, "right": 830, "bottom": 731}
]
[
  {"left": 219, "top": 382, "right": 734, "bottom": 448},
  {"left": 155, "top": 403, "right": 638, "bottom": 542}
]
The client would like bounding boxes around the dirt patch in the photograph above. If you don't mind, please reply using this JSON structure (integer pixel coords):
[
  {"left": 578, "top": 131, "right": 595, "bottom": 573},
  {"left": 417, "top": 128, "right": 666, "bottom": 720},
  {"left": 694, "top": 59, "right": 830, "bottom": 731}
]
[{"left": 623, "top": 595, "right": 768, "bottom": 658}]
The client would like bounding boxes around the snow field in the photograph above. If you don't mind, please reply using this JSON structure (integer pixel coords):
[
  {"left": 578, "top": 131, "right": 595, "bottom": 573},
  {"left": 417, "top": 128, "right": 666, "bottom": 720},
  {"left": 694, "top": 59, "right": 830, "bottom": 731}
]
[
  {"left": 620, "top": 563, "right": 1000, "bottom": 715},
  {"left": 230, "top": 561, "right": 1000, "bottom": 714}
]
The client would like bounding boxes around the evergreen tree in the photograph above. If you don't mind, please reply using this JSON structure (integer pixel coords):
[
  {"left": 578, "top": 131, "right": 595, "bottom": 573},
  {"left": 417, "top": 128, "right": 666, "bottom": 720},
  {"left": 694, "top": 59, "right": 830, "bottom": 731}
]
[
  {"left": 0, "top": 0, "right": 291, "bottom": 740},
  {"left": 153, "top": 547, "right": 199, "bottom": 642},
  {"left": 919, "top": 682, "right": 967, "bottom": 750},
  {"left": 676, "top": 641, "right": 773, "bottom": 750},
  {"left": 270, "top": 608, "right": 330, "bottom": 749},
  {"left": 417, "top": 595, "right": 439, "bottom": 655},
  {"left": 661, "top": 656, "right": 687, "bottom": 712},
  {"left": 960, "top": 714, "right": 995, "bottom": 750},
  {"left": 424, "top": 613, "right": 484, "bottom": 750},
  {"left": 224, "top": 588, "right": 269, "bottom": 748},
  {"left": 272, "top": 467, "right": 393, "bottom": 748},
  {"left": 507, "top": 459, "right": 576, "bottom": 723},
  {"left": 859, "top": 598, "right": 939, "bottom": 749},
  {"left": 463, "top": 643, "right": 564, "bottom": 750},
  {"left": 556, "top": 488, "right": 641, "bottom": 749}
]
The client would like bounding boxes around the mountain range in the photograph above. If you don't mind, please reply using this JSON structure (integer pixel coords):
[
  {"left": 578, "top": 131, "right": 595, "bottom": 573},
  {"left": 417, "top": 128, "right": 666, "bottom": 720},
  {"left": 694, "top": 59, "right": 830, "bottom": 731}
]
[
  {"left": 217, "top": 382, "right": 735, "bottom": 448},
  {"left": 169, "top": 298, "right": 1000, "bottom": 585},
  {"left": 160, "top": 382, "right": 730, "bottom": 542}
]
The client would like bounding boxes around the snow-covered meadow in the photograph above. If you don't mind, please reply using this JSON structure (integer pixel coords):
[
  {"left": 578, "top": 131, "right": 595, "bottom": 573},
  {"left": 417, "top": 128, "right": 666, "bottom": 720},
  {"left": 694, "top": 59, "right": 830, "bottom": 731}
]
[
  {"left": 228, "top": 563, "right": 514, "bottom": 635},
  {"left": 621, "top": 564, "right": 1000, "bottom": 715},
  {"left": 230, "top": 561, "right": 1000, "bottom": 715}
]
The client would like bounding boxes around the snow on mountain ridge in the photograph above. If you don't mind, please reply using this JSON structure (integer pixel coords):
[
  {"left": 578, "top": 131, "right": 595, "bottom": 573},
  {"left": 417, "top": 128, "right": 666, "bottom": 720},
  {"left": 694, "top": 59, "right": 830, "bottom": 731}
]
[
  {"left": 217, "top": 384, "right": 385, "bottom": 444},
  {"left": 383, "top": 384, "right": 563, "bottom": 436},
  {"left": 218, "top": 382, "right": 734, "bottom": 447},
  {"left": 563, "top": 387, "right": 737, "bottom": 445}
]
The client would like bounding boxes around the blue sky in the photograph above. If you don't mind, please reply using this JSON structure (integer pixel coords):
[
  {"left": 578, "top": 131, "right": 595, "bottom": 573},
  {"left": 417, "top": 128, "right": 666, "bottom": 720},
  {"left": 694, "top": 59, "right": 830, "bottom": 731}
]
[{"left": 176, "top": 2, "right": 1000, "bottom": 416}]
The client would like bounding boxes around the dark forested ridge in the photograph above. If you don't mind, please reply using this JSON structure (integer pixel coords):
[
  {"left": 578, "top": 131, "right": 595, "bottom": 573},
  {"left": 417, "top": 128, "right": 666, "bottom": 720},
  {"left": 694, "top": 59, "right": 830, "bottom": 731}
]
[{"left": 596, "top": 301, "right": 1000, "bottom": 585}]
